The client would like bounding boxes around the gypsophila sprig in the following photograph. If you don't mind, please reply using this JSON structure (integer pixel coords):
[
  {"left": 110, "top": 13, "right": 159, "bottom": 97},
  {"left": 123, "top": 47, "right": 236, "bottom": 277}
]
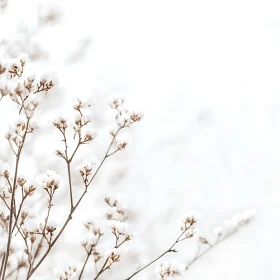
[
  {"left": 53, "top": 264, "right": 77, "bottom": 280},
  {"left": 0, "top": 54, "right": 58, "bottom": 280},
  {"left": 124, "top": 209, "right": 255, "bottom": 280},
  {"left": 155, "top": 260, "right": 185, "bottom": 279}
]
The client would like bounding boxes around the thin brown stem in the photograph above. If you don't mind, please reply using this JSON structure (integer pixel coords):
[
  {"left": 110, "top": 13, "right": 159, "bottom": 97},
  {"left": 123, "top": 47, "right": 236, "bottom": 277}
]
[
  {"left": 60, "top": 128, "right": 74, "bottom": 210},
  {"left": 94, "top": 258, "right": 109, "bottom": 280},
  {"left": 78, "top": 252, "right": 91, "bottom": 280},
  {"left": 66, "top": 161, "right": 74, "bottom": 210},
  {"left": 125, "top": 230, "right": 187, "bottom": 280},
  {"left": 1, "top": 118, "right": 30, "bottom": 279},
  {"left": 29, "top": 195, "right": 53, "bottom": 272},
  {"left": 12, "top": 194, "right": 27, "bottom": 233},
  {"left": 0, "top": 253, "right": 5, "bottom": 279}
]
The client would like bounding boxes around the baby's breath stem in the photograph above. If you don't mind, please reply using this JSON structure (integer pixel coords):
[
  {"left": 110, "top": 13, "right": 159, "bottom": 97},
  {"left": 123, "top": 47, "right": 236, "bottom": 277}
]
[
  {"left": 78, "top": 252, "right": 91, "bottom": 280},
  {"left": 0, "top": 253, "right": 5, "bottom": 279},
  {"left": 12, "top": 194, "right": 27, "bottom": 233},
  {"left": 30, "top": 195, "right": 54, "bottom": 272},
  {"left": 125, "top": 230, "right": 187, "bottom": 280},
  {"left": 66, "top": 161, "right": 74, "bottom": 210},
  {"left": 1, "top": 118, "right": 30, "bottom": 280}
]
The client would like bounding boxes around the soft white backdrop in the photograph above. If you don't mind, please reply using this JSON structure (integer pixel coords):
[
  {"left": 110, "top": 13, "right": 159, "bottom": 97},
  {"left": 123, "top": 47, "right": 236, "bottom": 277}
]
[{"left": 1, "top": 0, "right": 279, "bottom": 279}]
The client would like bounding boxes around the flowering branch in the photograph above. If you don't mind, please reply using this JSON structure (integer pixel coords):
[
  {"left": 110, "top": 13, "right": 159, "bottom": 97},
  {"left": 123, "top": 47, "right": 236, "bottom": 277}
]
[{"left": 125, "top": 210, "right": 255, "bottom": 280}]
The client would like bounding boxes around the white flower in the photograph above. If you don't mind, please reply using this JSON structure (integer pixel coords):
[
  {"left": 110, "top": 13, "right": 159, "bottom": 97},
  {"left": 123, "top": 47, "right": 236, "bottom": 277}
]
[
  {"left": 24, "top": 219, "right": 38, "bottom": 233},
  {"left": 116, "top": 133, "right": 131, "bottom": 150},
  {"left": 53, "top": 116, "right": 67, "bottom": 129},
  {"left": 77, "top": 157, "right": 100, "bottom": 179},
  {"left": 73, "top": 97, "right": 95, "bottom": 109},
  {"left": 108, "top": 220, "right": 129, "bottom": 235},
  {"left": 82, "top": 128, "right": 97, "bottom": 143},
  {"left": 155, "top": 260, "right": 185, "bottom": 279},
  {"left": 129, "top": 110, "right": 144, "bottom": 122},
  {"left": 29, "top": 118, "right": 39, "bottom": 130},
  {"left": 180, "top": 210, "right": 202, "bottom": 231},
  {"left": 214, "top": 209, "right": 256, "bottom": 239},
  {"left": 18, "top": 53, "right": 29, "bottom": 63},
  {"left": 0, "top": 162, "right": 10, "bottom": 177},
  {"left": 105, "top": 248, "right": 120, "bottom": 263},
  {"left": 21, "top": 206, "right": 37, "bottom": 219},
  {"left": 0, "top": 77, "right": 17, "bottom": 96},
  {"left": 40, "top": 72, "right": 58, "bottom": 86},
  {"left": 53, "top": 264, "right": 77, "bottom": 280},
  {"left": 41, "top": 170, "right": 61, "bottom": 192},
  {"left": 85, "top": 232, "right": 98, "bottom": 245},
  {"left": 108, "top": 124, "right": 119, "bottom": 136},
  {"left": 108, "top": 94, "right": 124, "bottom": 109}
]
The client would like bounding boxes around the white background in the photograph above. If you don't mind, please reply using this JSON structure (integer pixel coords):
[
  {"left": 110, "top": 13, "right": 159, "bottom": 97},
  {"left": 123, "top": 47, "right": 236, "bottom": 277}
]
[{"left": 1, "top": 0, "right": 279, "bottom": 279}]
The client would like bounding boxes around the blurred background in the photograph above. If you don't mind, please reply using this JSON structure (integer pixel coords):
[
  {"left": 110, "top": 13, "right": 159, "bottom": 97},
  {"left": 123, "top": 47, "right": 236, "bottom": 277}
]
[{"left": 1, "top": 0, "right": 278, "bottom": 279}]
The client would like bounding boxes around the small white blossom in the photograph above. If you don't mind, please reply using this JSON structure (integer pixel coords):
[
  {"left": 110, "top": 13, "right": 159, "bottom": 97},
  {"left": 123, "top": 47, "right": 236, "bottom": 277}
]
[
  {"left": 18, "top": 53, "right": 29, "bottom": 63},
  {"left": 180, "top": 211, "right": 202, "bottom": 231},
  {"left": 40, "top": 170, "right": 61, "bottom": 193},
  {"left": 108, "top": 94, "right": 124, "bottom": 109},
  {"left": 82, "top": 128, "right": 97, "bottom": 143},
  {"left": 106, "top": 248, "right": 120, "bottom": 263},
  {"left": 155, "top": 260, "right": 185, "bottom": 279},
  {"left": 77, "top": 157, "right": 100, "bottom": 179},
  {"left": 53, "top": 264, "right": 77, "bottom": 280},
  {"left": 53, "top": 117, "right": 67, "bottom": 129},
  {"left": 213, "top": 209, "right": 256, "bottom": 239},
  {"left": 116, "top": 133, "right": 131, "bottom": 150},
  {"left": 0, "top": 162, "right": 10, "bottom": 178},
  {"left": 73, "top": 97, "right": 95, "bottom": 109},
  {"left": 29, "top": 118, "right": 39, "bottom": 130},
  {"left": 108, "top": 220, "right": 129, "bottom": 236}
]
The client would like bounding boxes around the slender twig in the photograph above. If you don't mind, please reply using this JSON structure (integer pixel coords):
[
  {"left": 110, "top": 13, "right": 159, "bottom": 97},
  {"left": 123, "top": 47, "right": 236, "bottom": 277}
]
[
  {"left": 30, "top": 194, "right": 54, "bottom": 271},
  {"left": 94, "top": 258, "right": 109, "bottom": 280},
  {"left": 0, "top": 253, "right": 5, "bottom": 279},
  {"left": 12, "top": 194, "right": 27, "bottom": 233},
  {"left": 124, "top": 229, "right": 187, "bottom": 280},
  {"left": 78, "top": 253, "right": 91, "bottom": 280},
  {"left": 1, "top": 118, "right": 30, "bottom": 279},
  {"left": 94, "top": 230, "right": 130, "bottom": 280},
  {"left": 66, "top": 161, "right": 74, "bottom": 210},
  {"left": 59, "top": 127, "right": 74, "bottom": 210},
  {"left": 78, "top": 234, "right": 102, "bottom": 280}
]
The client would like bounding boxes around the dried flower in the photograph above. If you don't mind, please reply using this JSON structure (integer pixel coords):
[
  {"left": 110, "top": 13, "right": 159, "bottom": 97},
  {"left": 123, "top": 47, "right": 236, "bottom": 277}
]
[
  {"left": 116, "top": 133, "right": 131, "bottom": 150},
  {"left": 155, "top": 260, "right": 185, "bottom": 279}
]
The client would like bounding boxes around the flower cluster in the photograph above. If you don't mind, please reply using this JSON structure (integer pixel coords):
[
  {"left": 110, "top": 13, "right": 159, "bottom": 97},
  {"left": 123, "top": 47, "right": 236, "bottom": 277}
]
[
  {"left": 180, "top": 211, "right": 202, "bottom": 238},
  {"left": 53, "top": 117, "right": 68, "bottom": 130},
  {"left": 106, "top": 248, "right": 121, "bottom": 265},
  {"left": 108, "top": 94, "right": 143, "bottom": 129},
  {"left": 77, "top": 156, "right": 100, "bottom": 184},
  {"left": 72, "top": 97, "right": 95, "bottom": 139},
  {"left": 108, "top": 220, "right": 132, "bottom": 242},
  {"left": 81, "top": 220, "right": 104, "bottom": 262},
  {"left": 0, "top": 162, "right": 10, "bottom": 179},
  {"left": 0, "top": 54, "right": 57, "bottom": 113},
  {"left": 213, "top": 209, "right": 256, "bottom": 239},
  {"left": 53, "top": 264, "right": 77, "bottom": 280},
  {"left": 155, "top": 260, "right": 185, "bottom": 279},
  {"left": 104, "top": 196, "right": 130, "bottom": 222},
  {"left": 107, "top": 94, "right": 143, "bottom": 156},
  {"left": 40, "top": 170, "right": 61, "bottom": 196}
]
